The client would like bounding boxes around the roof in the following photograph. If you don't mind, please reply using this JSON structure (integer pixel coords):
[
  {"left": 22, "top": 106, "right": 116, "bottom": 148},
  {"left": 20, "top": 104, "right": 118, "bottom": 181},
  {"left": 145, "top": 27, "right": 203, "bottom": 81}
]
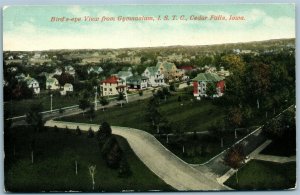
[
  {"left": 192, "top": 73, "right": 223, "bottom": 82},
  {"left": 101, "top": 76, "right": 119, "bottom": 84},
  {"left": 156, "top": 62, "right": 176, "bottom": 71},
  {"left": 46, "top": 78, "right": 58, "bottom": 83},
  {"left": 64, "top": 83, "right": 73, "bottom": 87},
  {"left": 178, "top": 66, "right": 194, "bottom": 70},
  {"left": 145, "top": 66, "right": 159, "bottom": 76},
  {"left": 118, "top": 70, "right": 132, "bottom": 78},
  {"left": 127, "top": 74, "right": 148, "bottom": 85}
]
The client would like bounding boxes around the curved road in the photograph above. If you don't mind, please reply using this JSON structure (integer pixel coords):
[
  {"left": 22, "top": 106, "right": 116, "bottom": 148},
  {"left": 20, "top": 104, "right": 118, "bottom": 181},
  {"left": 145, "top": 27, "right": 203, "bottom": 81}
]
[{"left": 44, "top": 120, "right": 229, "bottom": 191}]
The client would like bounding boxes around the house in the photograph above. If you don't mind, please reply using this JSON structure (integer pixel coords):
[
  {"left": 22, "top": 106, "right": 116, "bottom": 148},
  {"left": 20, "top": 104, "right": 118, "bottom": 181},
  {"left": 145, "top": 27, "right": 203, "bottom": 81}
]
[
  {"left": 178, "top": 66, "right": 196, "bottom": 74},
  {"left": 60, "top": 83, "right": 73, "bottom": 95},
  {"left": 142, "top": 66, "right": 165, "bottom": 87},
  {"left": 87, "top": 66, "right": 103, "bottom": 74},
  {"left": 192, "top": 72, "right": 225, "bottom": 100},
  {"left": 117, "top": 70, "right": 133, "bottom": 82},
  {"left": 8, "top": 67, "right": 18, "bottom": 72},
  {"left": 217, "top": 67, "right": 230, "bottom": 77},
  {"left": 65, "top": 65, "right": 76, "bottom": 77},
  {"left": 23, "top": 75, "right": 40, "bottom": 94},
  {"left": 156, "top": 61, "right": 184, "bottom": 81},
  {"left": 100, "top": 76, "right": 127, "bottom": 96},
  {"left": 15, "top": 73, "right": 26, "bottom": 82},
  {"left": 8, "top": 56, "right": 14, "bottom": 60},
  {"left": 53, "top": 68, "right": 63, "bottom": 76},
  {"left": 46, "top": 77, "right": 60, "bottom": 90},
  {"left": 126, "top": 74, "right": 149, "bottom": 90}
]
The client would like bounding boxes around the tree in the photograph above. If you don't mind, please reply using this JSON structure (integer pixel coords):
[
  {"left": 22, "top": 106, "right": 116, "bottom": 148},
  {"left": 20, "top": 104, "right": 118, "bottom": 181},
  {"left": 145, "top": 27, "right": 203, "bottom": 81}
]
[
  {"left": 79, "top": 99, "right": 90, "bottom": 116},
  {"left": 206, "top": 82, "right": 217, "bottom": 98},
  {"left": 223, "top": 143, "right": 246, "bottom": 184},
  {"left": 97, "top": 122, "right": 112, "bottom": 141},
  {"left": 87, "top": 127, "right": 94, "bottom": 138},
  {"left": 30, "top": 138, "right": 35, "bottom": 164},
  {"left": 88, "top": 105, "right": 96, "bottom": 121},
  {"left": 88, "top": 165, "right": 96, "bottom": 190},
  {"left": 227, "top": 107, "right": 243, "bottom": 139},
  {"left": 209, "top": 120, "right": 226, "bottom": 148},
  {"left": 99, "top": 96, "right": 109, "bottom": 111},
  {"left": 118, "top": 158, "right": 132, "bottom": 178},
  {"left": 138, "top": 90, "right": 143, "bottom": 96},
  {"left": 26, "top": 103, "right": 44, "bottom": 132},
  {"left": 75, "top": 126, "right": 81, "bottom": 136},
  {"left": 162, "top": 87, "right": 170, "bottom": 101},
  {"left": 117, "top": 92, "right": 125, "bottom": 107}
]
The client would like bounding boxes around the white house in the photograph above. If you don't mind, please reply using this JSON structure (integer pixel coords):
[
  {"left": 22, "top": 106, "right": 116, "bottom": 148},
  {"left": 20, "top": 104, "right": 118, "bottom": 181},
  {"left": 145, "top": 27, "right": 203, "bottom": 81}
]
[
  {"left": 24, "top": 75, "right": 40, "bottom": 94},
  {"left": 60, "top": 83, "right": 73, "bottom": 95},
  {"left": 53, "top": 68, "right": 63, "bottom": 76},
  {"left": 142, "top": 66, "right": 165, "bottom": 87},
  {"left": 100, "top": 76, "right": 127, "bottom": 96},
  {"left": 117, "top": 70, "right": 133, "bottom": 82},
  {"left": 46, "top": 77, "right": 60, "bottom": 90}
]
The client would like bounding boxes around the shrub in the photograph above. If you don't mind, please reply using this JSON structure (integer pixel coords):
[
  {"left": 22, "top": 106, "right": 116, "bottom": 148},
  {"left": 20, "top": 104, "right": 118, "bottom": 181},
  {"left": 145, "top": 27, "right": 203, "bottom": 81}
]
[
  {"left": 75, "top": 126, "right": 81, "bottom": 136},
  {"left": 87, "top": 127, "right": 94, "bottom": 138}
]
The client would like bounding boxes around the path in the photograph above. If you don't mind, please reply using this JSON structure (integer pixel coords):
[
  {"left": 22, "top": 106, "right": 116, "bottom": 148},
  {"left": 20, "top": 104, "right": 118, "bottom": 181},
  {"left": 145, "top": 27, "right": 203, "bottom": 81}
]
[
  {"left": 44, "top": 120, "right": 230, "bottom": 191},
  {"left": 253, "top": 154, "right": 296, "bottom": 163}
]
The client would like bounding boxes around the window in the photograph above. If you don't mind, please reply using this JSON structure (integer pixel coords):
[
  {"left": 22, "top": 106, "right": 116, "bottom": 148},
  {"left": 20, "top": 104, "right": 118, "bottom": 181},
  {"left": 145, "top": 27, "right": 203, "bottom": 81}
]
[{"left": 109, "top": 88, "right": 112, "bottom": 92}]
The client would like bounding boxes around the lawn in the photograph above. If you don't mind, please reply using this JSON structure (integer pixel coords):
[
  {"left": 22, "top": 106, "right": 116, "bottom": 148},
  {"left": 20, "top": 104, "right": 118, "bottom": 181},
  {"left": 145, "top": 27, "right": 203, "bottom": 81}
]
[
  {"left": 157, "top": 128, "right": 251, "bottom": 164},
  {"left": 224, "top": 160, "right": 296, "bottom": 190},
  {"left": 59, "top": 93, "right": 226, "bottom": 134},
  {"left": 4, "top": 94, "right": 81, "bottom": 117},
  {"left": 4, "top": 126, "right": 173, "bottom": 192}
]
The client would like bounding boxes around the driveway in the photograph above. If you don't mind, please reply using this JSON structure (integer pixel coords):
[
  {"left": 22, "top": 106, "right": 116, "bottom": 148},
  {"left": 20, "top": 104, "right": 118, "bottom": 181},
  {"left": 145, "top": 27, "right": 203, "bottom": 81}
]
[{"left": 44, "top": 120, "right": 229, "bottom": 191}]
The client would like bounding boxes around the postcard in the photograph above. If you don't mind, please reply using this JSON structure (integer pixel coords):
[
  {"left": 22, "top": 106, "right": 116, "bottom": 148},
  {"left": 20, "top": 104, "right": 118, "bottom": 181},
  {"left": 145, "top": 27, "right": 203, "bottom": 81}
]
[{"left": 2, "top": 3, "right": 296, "bottom": 192}]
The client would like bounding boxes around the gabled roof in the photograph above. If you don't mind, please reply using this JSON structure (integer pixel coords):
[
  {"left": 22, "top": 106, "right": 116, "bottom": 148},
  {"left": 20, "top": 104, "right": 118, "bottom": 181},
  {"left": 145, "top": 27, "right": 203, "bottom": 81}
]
[
  {"left": 117, "top": 70, "right": 132, "bottom": 78},
  {"left": 192, "top": 73, "right": 223, "bottom": 82},
  {"left": 145, "top": 66, "right": 159, "bottom": 76},
  {"left": 178, "top": 66, "right": 194, "bottom": 70},
  {"left": 156, "top": 62, "right": 176, "bottom": 71}
]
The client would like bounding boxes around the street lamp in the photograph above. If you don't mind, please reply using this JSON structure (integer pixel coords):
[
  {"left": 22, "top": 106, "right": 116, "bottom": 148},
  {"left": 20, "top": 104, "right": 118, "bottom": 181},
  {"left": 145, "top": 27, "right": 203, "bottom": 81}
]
[{"left": 50, "top": 94, "right": 53, "bottom": 112}]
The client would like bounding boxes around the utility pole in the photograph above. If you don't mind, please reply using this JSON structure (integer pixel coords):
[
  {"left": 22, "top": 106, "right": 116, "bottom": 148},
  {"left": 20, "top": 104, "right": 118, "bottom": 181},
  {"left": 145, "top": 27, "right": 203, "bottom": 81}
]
[
  {"left": 94, "top": 86, "right": 98, "bottom": 111},
  {"left": 50, "top": 94, "right": 53, "bottom": 112}
]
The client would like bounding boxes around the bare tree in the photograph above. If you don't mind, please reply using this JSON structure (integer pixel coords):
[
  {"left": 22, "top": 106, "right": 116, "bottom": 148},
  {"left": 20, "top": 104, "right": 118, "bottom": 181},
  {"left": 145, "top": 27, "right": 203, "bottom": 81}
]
[{"left": 88, "top": 165, "right": 96, "bottom": 190}]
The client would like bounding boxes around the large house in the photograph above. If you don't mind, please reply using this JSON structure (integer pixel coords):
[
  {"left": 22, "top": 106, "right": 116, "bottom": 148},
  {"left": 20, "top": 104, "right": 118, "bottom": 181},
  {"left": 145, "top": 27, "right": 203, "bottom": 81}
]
[
  {"left": 192, "top": 72, "right": 225, "bottom": 99},
  {"left": 100, "top": 76, "right": 127, "bottom": 96},
  {"left": 142, "top": 66, "right": 165, "bottom": 87},
  {"left": 46, "top": 77, "right": 60, "bottom": 90},
  {"left": 126, "top": 74, "right": 149, "bottom": 90},
  {"left": 156, "top": 62, "right": 184, "bottom": 81}
]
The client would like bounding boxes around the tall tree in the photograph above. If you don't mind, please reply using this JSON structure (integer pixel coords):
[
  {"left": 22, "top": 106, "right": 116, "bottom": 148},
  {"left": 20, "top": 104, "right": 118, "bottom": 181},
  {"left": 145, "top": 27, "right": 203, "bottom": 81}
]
[
  {"left": 223, "top": 143, "right": 246, "bottom": 184},
  {"left": 99, "top": 96, "right": 109, "bottom": 111}
]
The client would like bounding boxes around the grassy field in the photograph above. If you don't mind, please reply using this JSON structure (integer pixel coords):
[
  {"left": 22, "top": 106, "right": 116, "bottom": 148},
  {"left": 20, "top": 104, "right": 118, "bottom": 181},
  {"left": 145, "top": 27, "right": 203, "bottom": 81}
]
[
  {"left": 4, "top": 94, "right": 81, "bottom": 116},
  {"left": 224, "top": 160, "right": 296, "bottom": 190},
  {"left": 4, "top": 126, "right": 173, "bottom": 192},
  {"left": 59, "top": 93, "right": 226, "bottom": 133}
]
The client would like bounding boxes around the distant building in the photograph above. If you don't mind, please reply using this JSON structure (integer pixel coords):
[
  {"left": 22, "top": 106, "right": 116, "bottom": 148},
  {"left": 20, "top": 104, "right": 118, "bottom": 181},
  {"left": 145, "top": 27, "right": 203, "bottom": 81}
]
[
  {"left": 87, "top": 66, "right": 103, "bottom": 74},
  {"left": 53, "top": 68, "right": 63, "bottom": 76},
  {"left": 142, "top": 66, "right": 165, "bottom": 87},
  {"left": 100, "top": 76, "right": 126, "bottom": 96},
  {"left": 217, "top": 67, "right": 230, "bottom": 77},
  {"left": 65, "top": 65, "right": 76, "bottom": 77},
  {"left": 192, "top": 73, "right": 225, "bottom": 99}
]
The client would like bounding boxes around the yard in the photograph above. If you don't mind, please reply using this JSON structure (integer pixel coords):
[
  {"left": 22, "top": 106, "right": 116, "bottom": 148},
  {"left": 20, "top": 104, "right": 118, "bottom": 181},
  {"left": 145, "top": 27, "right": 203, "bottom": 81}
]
[
  {"left": 59, "top": 93, "right": 226, "bottom": 134},
  {"left": 4, "top": 94, "right": 81, "bottom": 117},
  {"left": 4, "top": 126, "right": 173, "bottom": 192},
  {"left": 224, "top": 160, "right": 296, "bottom": 190}
]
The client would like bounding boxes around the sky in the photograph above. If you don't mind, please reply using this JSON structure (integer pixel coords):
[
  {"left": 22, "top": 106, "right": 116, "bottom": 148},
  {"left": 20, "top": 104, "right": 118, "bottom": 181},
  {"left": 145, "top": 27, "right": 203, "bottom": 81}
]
[{"left": 3, "top": 4, "right": 295, "bottom": 51}]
